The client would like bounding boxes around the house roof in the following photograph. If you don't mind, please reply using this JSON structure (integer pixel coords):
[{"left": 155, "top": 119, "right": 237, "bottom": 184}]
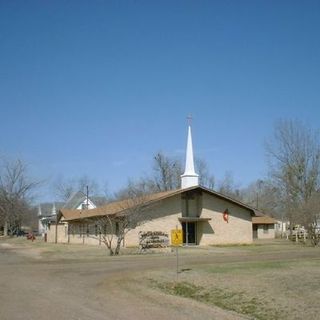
[
  {"left": 63, "top": 191, "right": 90, "bottom": 209},
  {"left": 39, "top": 202, "right": 64, "bottom": 217},
  {"left": 59, "top": 186, "right": 262, "bottom": 222},
  {"left": 40, "top": 215, "right": 57, "bottom": 224}
]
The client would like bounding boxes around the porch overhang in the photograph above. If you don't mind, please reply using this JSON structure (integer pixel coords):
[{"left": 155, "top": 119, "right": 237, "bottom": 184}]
[
  {"left": 252, "top": 216, "right": 276, "bottom": 225},
  {"left": 178, "top": 217, "right": 211, "bottom": 222}
]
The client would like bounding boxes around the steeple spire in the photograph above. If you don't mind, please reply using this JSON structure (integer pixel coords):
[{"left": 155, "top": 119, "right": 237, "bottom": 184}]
[
  {"left": 38, "top": 204, "right": 42, "bottom": 217},
  {"left": 181, "top": 118, "right": 199, "bottom": 189},
  {"left": 52, "top": 203, "right": 56, "bottom": 216}
]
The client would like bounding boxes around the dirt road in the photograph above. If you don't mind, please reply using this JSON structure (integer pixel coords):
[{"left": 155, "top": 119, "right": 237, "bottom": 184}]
[
  {"left": 0, "top": 241, "right": 319, "bottom": 320},
  {"left": 0, "top": 243, "right": 248, "bottom": 320}
]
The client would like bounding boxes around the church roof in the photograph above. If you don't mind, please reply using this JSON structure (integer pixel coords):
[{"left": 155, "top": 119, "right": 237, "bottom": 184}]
[
  {"left": 59, "top": 189, "right": 178, "bottom": 221},
  {"left": 59, "top": 186, "right": 261, "bottom": 222}
]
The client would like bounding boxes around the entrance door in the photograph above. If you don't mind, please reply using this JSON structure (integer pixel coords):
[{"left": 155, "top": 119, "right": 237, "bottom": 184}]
[
  {"left": 253, "top": 225, "right": 258, "bottom": 239},
  {"left": 182, "top": 222, "right": 197, "bottom": 245}
]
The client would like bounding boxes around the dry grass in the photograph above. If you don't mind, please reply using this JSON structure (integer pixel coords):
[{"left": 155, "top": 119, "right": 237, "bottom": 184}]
[
  {"left": 149, "top": 254, "right": 320, "bottom": 320},
  {"left": 2, "top": 237, "right": 320, "bottom": 320},
  {"left": 153, "top": 281, "right": 281, "bottom": 320},
  {"left": 0, "top": 236, "right": 172, "bottom": 261}
]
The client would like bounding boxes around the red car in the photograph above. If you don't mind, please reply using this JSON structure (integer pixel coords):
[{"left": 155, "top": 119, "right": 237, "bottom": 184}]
[{"left": 27, "top": 233, "right": 35, "bottom": 241}]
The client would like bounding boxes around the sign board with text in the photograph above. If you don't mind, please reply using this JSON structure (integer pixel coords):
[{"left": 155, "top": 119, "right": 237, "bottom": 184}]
[{"left": 171, "top": 229, "right": 183, "bottom": 246}]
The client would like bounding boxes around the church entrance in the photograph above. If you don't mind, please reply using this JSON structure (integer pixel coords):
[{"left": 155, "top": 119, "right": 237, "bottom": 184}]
[
  {"left": 182, "top": 222, "right": 197, "bottom": 245},
  {"left": 253, "top": 225, "right": 258, "bottom": 239}
]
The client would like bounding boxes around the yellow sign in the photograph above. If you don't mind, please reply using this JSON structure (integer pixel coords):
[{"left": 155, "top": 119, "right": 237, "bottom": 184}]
[{"left": 171, "top": 229, "right": 183, "bottom": 246}]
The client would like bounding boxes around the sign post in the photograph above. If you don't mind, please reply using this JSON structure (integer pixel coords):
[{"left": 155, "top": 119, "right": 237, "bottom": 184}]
[{"left": 171, "top": 229, "right": 183, "bottom": 279}]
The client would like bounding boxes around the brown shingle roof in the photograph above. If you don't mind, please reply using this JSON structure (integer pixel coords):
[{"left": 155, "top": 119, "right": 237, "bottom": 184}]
[
  {"left": 59, "top": 186, "right": 271, "bottom": 222},
  {"left": 59, "top": 189, "right": 180, "bottom": 221},
  {"left": 252, "top": 216, "right": 276, "bottom": 225}
]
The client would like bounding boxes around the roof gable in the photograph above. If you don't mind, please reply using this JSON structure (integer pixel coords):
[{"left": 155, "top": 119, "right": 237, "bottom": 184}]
[
  {"left": 195, "top": 186, "right": 256, "bottom": 215},
  {"left": 63, "top": 191, "right": 101, "bottom": 210}
]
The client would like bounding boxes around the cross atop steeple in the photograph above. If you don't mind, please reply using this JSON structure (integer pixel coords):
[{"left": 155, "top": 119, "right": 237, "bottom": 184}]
[{"left": 187, "top": 114, "right": 192, "bottom": 126}]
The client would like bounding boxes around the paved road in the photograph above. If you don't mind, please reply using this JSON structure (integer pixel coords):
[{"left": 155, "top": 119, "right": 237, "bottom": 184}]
[{"left": 0, "top": 244, "right": 249, "bottom": 320}]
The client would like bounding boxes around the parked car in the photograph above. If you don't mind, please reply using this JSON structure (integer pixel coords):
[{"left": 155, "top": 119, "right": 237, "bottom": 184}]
[
  {"left": 13, "top": 230, "right": 28, "bottom": 237},
  {"left": 27, "top": 233, "right": 35, "bottom": 241}
]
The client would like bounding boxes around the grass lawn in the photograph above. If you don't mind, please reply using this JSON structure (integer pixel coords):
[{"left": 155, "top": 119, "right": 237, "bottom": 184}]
[{"left": 148, "top": 243, "right": 320, "bottom": 320}]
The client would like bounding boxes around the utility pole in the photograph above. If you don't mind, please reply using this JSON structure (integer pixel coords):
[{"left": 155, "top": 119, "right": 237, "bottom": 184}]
[{"left": 86, "top": 185, "right": 89, "bottom": 209}]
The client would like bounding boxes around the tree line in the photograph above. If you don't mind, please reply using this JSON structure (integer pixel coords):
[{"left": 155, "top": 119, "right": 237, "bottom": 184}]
[
  {"left": 1, "top": 119, "right": 320, "bottom": 244},
  {"left": 0, "top": 159, "right": 39, "bottom": 235}
]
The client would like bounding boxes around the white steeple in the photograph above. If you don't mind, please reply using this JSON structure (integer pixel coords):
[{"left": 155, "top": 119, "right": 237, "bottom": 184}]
[
  {"left": 181, "top": 122, "right": 199, "bottom": 189},
  {"left": 38, "top": 204, "right": 42, "bottom": 217},
  {"left": 52, "top": 203, "right": 56, "bottom": 216},
  {"left": 38, "top": 205, "right": 44, "bottom": 236}
]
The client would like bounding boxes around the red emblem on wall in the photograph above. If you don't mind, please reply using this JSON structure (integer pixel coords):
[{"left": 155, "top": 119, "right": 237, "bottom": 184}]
[{"left": 223, "top": 209, "right": 229, "bottom": 223}]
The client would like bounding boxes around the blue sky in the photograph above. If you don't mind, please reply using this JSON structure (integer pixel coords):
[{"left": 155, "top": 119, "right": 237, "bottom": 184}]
[{"left": 1, "top": 1, "right": 320, "bottom": 201}]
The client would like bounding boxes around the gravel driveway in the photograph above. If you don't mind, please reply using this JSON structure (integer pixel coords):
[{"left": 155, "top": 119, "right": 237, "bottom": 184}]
[{"left": 0, "top": 242, "right": 249, "bottom": 320}]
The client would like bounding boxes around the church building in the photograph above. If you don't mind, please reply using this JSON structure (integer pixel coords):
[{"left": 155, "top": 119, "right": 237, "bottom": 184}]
[{"left": 48, "top": 125, "right": 274, "bottom": 246}]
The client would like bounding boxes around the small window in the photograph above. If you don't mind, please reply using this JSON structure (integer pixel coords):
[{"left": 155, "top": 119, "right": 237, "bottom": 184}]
[
  {"left": 69, "top": 224, "right": 75, "bottom": 236},
  {"left": 263, "top": 224, "right": 269, "bottom": 234},
  {"left": 80, "top": 224, "right": 85, "bottom": 236}
]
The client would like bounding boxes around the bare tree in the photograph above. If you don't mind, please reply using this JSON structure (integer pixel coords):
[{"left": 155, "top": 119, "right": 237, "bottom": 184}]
[
  {"left": 87, "top": 189, "right": 153, "bottom": 255},
  {"left": 152, "top": 152, "right": 182, "bottom": 191},
  {"left": 114, "top": 178, "right": 154, "bottom": 200},
  {"left": 81, "top": 214, "right": 118, "bottom": 256},
  {"left": 115, "top": 152, "right": 216, "bottom": 199},
  {"left": 301, "top": 192, "right": 320, "bottom": 245},
  {"left": 113, "top": 152, "right": 182, "bottom": 198},
  {"left": 54, "top": 178, "right": 74, "bottom": 202},
  {"left": 241, "top": 179, "right": 280, "bottom": 215},
  {"left": 153, "top": 153, "right": 215, "bottom": 191},
  {"left": 266, "top": 119, "right": 320, "bottom": 241},
  {"left": 195, "top": 158, "right": 215, "bottom": 189},
  {"left": 53, "top": 175, "right": 100, "bottom": 201},
  {"left": 0, "top": 159, "right": 38, "bottom": 235},
  {"left": 217, "top": 171, "right": 242, "bottom": 200}
]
